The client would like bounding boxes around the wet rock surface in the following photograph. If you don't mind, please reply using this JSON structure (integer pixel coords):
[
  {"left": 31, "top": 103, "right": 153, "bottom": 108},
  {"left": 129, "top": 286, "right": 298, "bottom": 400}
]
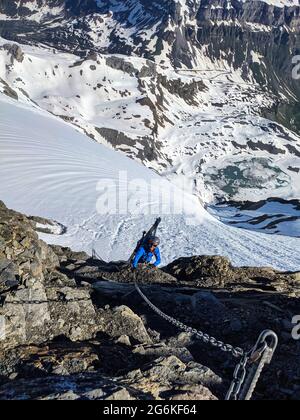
[{"left": 0, "top": 201, "right": 299, "bottom": 400}]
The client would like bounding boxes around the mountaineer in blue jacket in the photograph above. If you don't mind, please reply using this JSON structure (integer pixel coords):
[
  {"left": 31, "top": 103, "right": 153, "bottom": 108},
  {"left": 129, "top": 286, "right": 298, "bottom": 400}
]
[{"left": 132, "top": 236, "right": 161, "bottom": 270}]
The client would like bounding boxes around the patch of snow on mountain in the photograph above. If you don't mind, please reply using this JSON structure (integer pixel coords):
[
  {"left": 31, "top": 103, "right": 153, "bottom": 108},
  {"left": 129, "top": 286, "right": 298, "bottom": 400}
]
[
  {"left": 241, "top": 0, "right": 299, "bottom": 7},
  {"left": 209, "top": 199, "right": 300, "bottom": 237}
]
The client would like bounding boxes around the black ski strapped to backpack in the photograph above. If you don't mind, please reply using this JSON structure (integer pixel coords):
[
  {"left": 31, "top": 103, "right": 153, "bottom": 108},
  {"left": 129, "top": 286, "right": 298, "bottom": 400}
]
[{"left": 128, "top": 217, "right": 161, "bottom": 263}]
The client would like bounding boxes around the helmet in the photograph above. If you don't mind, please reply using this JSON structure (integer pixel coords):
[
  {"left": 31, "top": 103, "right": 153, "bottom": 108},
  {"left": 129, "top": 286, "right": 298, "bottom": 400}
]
[{"left": 148, "top": 236, "right": 160, "bottom": 246}]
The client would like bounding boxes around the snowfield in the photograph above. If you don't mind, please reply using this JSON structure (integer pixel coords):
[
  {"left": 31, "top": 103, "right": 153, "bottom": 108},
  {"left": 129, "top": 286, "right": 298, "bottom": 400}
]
[
  {"left": 0, "top": 94, "right": 299, "bottom": 271},
  {"left": 241, "top": 0, "right": 299, "bottom": 6},
  {"left": 1, "top": 39, "right": 299, "bottom": 205},
  {"left": 208, "top": 199, "right": 300, "bottom": 237}
]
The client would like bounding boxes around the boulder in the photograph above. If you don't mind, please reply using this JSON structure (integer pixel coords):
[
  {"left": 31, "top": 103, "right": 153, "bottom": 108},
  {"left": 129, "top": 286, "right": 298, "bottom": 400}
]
[
  {"left": 0, "top": 283, "right": 102, "bottom": 350},
  {"left": 98, "top": 305, "right": 152, "bottom": 344},
  {"left": 164, "top": 255, "right": 234, "bottom": 286},
  {"left": 164, "top": 254, "right": 299, "bottom": 293},
  {"left": 123, "top": 355, "right": 219, "bottom": 400}
]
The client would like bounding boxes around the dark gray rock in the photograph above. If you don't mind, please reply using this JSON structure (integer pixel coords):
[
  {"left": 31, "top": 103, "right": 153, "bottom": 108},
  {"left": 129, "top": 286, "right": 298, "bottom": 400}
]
[
  {"left": 164, "top": 254, "right": 300, "bottom": 293},
  {"left": 105, "top": 56, "right": 138, "bottom": 76},
  {"left": 164, "top": 255, "right": 234, "bottom": 287},
  {"left": 123, "top": 355, "right": 219, "bottom": 400},
  {"left": 0, "top": 259, "right": 18, "bottom": 293},
  {"left": 0, "top": 373, "right": 137, "bottom": 400},
  {"left": 0, "top": 78, "right": 18, "bottom": 100},
  {"left": 97, "top": 305, "right": 152, "bottom": 344},
  {"left": 3, "top": 43, "right": 24, "bottom": 63}
]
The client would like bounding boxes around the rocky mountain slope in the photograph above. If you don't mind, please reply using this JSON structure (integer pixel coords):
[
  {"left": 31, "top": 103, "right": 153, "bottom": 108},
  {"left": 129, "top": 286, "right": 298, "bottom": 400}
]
[
  {"left": 1, "top": 0, "right": 300, "bottom": 104},
  {"left": 0, "top": 200, "right": 299, "bottom": 400},
  {"left": 0, "top": 200, "right": 218, "bottom": 400}
]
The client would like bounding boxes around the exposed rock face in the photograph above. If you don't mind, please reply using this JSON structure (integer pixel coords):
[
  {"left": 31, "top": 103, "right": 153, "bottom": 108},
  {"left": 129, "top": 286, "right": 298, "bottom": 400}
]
[
  {"left": 0, "top": 356, "right": 220, "bottom": 400},
  {"left": 0, "top": 200, "right": 59, "bottom": 283},
  {"left": 95, "top": 127, "right": 161, "bottom": 163},
  {"left": 0, "top": 373, "right": 139, "bottom": 401},
  {"left": 0, "top": 78, "right": 18, "bottom": 100},
  {"left": 106, "top": 56, "right": 141, "bottom": 77},
  {"left": 0, "top": 201, "right": 152, "bottom": 352},
  {"left": 67, "top": 259, "right": 178, "bottom": 286},
  {"left": 2, "top": 44, "right": 24, "bottom": 63},
  {"left": 0, "top": 201, "right": 94, "bottom": 350},
  {"left": 121, "top": 355, "right": 219, "bottom": 400},
  {"left": 98, "top": 305, "right": 152, "bottom": 344},
  {"left": 164, "top": 254, "right": 300, "bottom": 293},
  {"left": 165, "top": 256, "right": 233, "bottom": 287},
  {"left": 0, "top": 259, "right": 19, "bottom": 293}
]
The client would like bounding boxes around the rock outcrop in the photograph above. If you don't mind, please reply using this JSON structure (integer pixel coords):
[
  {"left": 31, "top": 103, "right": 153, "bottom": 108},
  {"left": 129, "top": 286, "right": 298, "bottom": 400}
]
[
  {"left": 164, "top": 255, "right": 300, "bottom": 293},
  {"left": 0, "top": 201, "right": 98, "bottom": 350},
  {"left": 2, "top": 44, "right": 24, "bottom": 63}
]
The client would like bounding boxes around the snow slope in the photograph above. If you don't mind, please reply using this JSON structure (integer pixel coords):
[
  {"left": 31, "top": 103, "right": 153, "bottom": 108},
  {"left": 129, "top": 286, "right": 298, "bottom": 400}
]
[{"left": 0, "top": 94, "right": 299, "bottom": 271}]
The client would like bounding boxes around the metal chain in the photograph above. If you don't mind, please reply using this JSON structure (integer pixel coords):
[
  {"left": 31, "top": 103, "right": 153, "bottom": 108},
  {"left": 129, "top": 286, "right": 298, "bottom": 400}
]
[
  {"left": 135, "top": 283, "right": 244, "bottom": 358},
  {"left": 134, "top": 283, "right": 278, "bottom": 401},
  {"left": 225, "top": 353, "right": 249, "bottom": 400}
]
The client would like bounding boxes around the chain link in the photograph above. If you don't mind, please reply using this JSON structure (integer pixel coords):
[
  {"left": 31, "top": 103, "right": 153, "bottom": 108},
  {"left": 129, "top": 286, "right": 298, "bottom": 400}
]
[
  {"left": 135, "top": 283, "right": 244, "bottom": 359},
  {"left": 225, "top": 353, "right": 249, "bottom": 400}
]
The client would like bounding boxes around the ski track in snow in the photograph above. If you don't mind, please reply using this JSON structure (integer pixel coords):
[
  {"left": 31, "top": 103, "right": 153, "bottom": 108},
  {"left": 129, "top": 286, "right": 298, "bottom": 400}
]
[{"left": 0, "top": 94, "right": 300, "bottom": 271}]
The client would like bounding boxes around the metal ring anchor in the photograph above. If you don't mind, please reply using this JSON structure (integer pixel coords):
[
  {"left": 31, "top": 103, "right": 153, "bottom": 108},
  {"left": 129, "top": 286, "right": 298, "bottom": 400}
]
[
  {"left": 249, "top": 330, "right": 278, "bottom": 363},
  {"left": 238, "top": 330, "right": 279, "bottom": 400}
]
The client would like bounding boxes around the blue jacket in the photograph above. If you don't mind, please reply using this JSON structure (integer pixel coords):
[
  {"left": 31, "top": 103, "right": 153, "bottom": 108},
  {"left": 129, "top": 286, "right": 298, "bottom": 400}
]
[{"left": 132, "top": 246, "right": 161, "bottom": 269}]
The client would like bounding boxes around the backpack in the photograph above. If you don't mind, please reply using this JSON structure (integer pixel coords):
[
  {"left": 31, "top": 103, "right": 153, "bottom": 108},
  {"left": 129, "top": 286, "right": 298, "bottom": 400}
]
[{"left": 129, "top": 218, "right": 161, "bottom": 263}]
